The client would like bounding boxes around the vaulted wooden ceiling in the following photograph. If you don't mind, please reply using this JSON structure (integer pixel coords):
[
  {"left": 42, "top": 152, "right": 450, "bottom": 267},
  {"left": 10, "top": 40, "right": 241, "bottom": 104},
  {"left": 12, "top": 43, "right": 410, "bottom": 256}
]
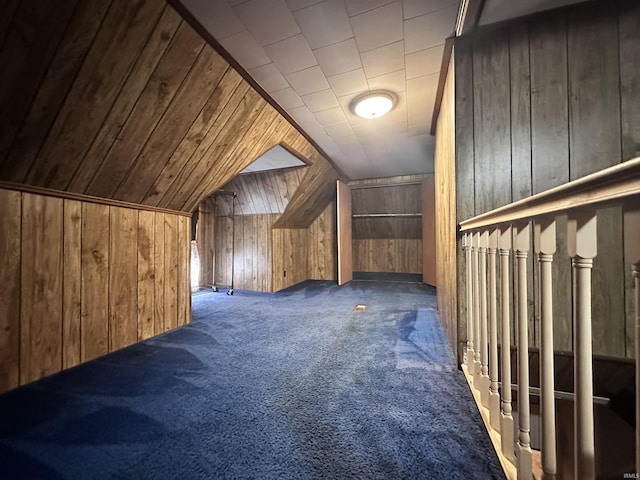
[{"left": 0, "top": 0, "right": 340, "bottom": 219}]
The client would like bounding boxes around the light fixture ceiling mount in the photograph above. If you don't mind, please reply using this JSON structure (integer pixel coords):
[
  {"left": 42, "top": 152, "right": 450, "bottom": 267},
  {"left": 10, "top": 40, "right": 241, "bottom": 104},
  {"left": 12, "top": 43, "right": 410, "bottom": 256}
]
[{"left": 351, "top": 91, "right": 396, "bottom": 119}]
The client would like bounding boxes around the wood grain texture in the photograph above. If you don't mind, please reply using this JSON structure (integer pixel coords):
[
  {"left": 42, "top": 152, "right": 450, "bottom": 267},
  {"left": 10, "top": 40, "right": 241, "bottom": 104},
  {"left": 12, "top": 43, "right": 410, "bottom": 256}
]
[
  {"left": 154, "top": 213, "right": 166, "bottom": 334},
  {"left": 81, "top": 202, "right": 110, "bottom": 362},
  {"left": 177, "top": 215, "right": 190, "bottom": 326},
  {"left": 434, "top": 56, "right": 458, "bottom": 357},
  {"left": 62, "top": 200, "right": 82, "bottom": 369},
  {"left": 0, "top": 189, "right": 21, "bottom": 390},
  {"left": 137, "top": 210, "right": 156, "bottom": 340},
  {"left": 353, "top": 239, "right": 422, "bottom": 274},
  {"left": 308, "top": 202, "right": 336, "bottom": 281},
  {"left": 164, "top": 214, "right": 178, "bottom": 332},
  {"left": 197, "top": 198, "right": 215, "bottom": 287},
  {"left": 0, "top": 0, "right": 339, "bottom": 214},
  {"left": 337, "top": 180, "right": 352, "bottom": 285},
  {"left": 109, "top": 207, "right": 138, "bottom": 351},
  {"left": 620, "top": 0, "right": 640, "bottom": 162},
  {"left": 24, "top": 0, "right": 167, "bottom": 189},
  {"left": 422, "top": 176, "right": 436, "bottom": 286},
  {"left": 20, "top": 193, "right": 63, "bottom": 384}
]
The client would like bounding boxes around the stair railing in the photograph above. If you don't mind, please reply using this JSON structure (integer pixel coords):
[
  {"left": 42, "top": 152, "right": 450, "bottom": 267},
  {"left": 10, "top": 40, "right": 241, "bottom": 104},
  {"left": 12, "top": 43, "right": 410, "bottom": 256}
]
[{"left": 459, "top": 156, "right": 640, "bottom": 479}]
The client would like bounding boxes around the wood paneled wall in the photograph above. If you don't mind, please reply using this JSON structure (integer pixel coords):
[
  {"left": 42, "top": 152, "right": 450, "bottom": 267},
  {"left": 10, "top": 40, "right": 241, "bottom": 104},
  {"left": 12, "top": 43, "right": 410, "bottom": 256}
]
[
  {"left": 217, "top": 167, "right": 306, "bottom": 216},
  {"left": 434, "top": 56, "right": 457, "bottom": 358},
  {"left": 213, "top": 202, "right": 336, "bottom": 293},
  {"left": 197, "top": 197, "right": 215, "bottom": 286},
  {"left": 273, "top": 203, "right": 337, "bottom": 291},
  {"left": 454, "top": 0, "right": 640, "bottom": 357},
  {"left": 0, "top": 0, "right": 338, "bottom": 214},
  {"left": 0, "top": 187, "right": 191, "bottom": 393},
  {"left": 349, "top": 178, "right": 426, "bottom": 274}
]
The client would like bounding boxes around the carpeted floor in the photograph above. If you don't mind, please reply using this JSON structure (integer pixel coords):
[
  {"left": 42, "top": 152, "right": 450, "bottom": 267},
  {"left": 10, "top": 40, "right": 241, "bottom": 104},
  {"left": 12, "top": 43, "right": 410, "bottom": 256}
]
[{"left": 0, "top": 280, "right": 504, "bottom": 479}]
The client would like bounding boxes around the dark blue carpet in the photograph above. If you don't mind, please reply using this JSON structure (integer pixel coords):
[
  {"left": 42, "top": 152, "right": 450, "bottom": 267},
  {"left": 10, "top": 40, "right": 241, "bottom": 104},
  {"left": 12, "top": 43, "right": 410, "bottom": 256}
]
[{"left": 0, "top": 280, "right": 504, "bottom": 479}]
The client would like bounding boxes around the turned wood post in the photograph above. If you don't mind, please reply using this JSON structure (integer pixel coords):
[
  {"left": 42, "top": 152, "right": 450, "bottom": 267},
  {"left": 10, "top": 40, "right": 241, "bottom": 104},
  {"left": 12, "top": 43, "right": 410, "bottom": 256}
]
[
  {"left": 480, "top": 230, "right": 490, "bottom": 406},
  {"left": 534, "top": 218, "right": 557, "bottom": 479},
  {"left": 568, "top": 211, "right": 597, "bottom": 480},
  {"left": 488, "top": 228, "right": 500, "bottom": 431},
  {"left": 473, "top": 231, "right": 482, "bottom": 385},
  {"left": 514, "top": 222, "right": 532, "bottom": 480},
  {"left": 499, "top": 225, "right": 515, "bottom": 462},
  {"left": 465, "top": 232, "right": 475, "bottom": 369},
  {"left": 623, "top": 205, "right": 640, "bottom": 475}
]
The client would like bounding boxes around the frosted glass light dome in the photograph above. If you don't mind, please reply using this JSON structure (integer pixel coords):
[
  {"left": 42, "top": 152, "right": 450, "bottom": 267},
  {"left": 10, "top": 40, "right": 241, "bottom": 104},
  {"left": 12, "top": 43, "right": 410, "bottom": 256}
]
[{"left": 353, "top": 92, "right": 394, "bottom": 119}]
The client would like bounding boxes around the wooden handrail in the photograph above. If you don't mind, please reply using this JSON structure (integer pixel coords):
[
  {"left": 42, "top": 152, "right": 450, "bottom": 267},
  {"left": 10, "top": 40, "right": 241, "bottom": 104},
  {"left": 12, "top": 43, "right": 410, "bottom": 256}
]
[{"left": 459, "top": 156, "right": 640, "bottom": 231}]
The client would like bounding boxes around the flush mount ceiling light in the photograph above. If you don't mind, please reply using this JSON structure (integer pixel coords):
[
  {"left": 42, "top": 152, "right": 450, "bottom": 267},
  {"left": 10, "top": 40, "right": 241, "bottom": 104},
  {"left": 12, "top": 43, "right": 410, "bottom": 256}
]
[{"left": 351, "top": 91, "right": 395, "bottom": 119}]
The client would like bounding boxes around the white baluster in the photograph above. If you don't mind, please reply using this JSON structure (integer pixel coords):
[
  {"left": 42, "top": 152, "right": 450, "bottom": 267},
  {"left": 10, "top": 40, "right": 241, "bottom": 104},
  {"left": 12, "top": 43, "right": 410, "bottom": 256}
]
[
  {"left": 568, "top": 211, "right": 597, "bottom": 480},
  {"left": 499, "top": 226, "right": 515, "bottom": 462},
  {"left": 480, "top": 230, "right": 490, "bottom": 406},
  {"left": 515, "top": 222, "right": 532, "bottom": 480},
  {"left": 623, "top": 206, "right": 640, "bottom": 475},
  {"left": 488, "top": 228, "right": 500, "bottom": 431},
  {"left": 535, "top": 218, "right": 557, "bottom": 479},
  {"left": 465, "top": 232, "right": 475, "bottom": 369},
  {"left": 473, "top": 231, "right": 482, "bottom": 386}
]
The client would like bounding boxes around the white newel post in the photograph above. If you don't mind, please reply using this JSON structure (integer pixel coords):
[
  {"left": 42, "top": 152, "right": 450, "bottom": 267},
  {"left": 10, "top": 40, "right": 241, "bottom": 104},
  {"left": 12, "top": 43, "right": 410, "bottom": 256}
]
[
  {"left": 465, "top": 233, "right": 475, "bottom": 369},
  {"left": 623, "top": 206, "right": 640, "bottom": 475},
  {"left": 480, "top": 230, "right": 490, "bottom": 406},
  {"left": 499, "top": 225, "right": 515, "bottom": 462},
  {"left": 515, "top": 222, "right": 532, "bottom": 480},
  {"left": 534, "top": 218, "right": 557, "bottom": 479},
  {"left": 568, "top": 211, "right": 597, "bottom": 480},
  {"left": 488, "top": 228, "right": 501, "bottom": 431},
  {"left": 473, "top": 231, "right": 482, "bottom": 386}
]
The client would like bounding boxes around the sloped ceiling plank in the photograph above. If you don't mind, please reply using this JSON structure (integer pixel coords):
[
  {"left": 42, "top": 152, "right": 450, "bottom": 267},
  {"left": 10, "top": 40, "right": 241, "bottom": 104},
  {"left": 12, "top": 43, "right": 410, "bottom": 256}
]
[
  {"left": 156, "top": 81, "right": 255, "bottom": 209},
  {"left": 142, "top": 68, "right": 243, "bottom": 206},
  {"left": 0, "top": 0, "right": 113, "bottom": 183},
  {"left": 177, "top": 89, "right": 266, "bottom": 211},
  {"left": 0, "top": 0, "right": 79, "bottom": 169},
  {"left": 68, "top": 5, "right": 183, "bottom": 192},
  {"left": 181, "top": 103, "right": 284, "bottom": 212},
  {"left": 114, "top": 48, "right": 231, "bottom": 204},
  {"left": 273, "top": 153, "right": 340, "bottom": 228},
  {"left": 21, "top": 0, "right": 168, "bottom": 189},
  {"left": 85, "top": 20, "right": 205, "bottom": 199}
]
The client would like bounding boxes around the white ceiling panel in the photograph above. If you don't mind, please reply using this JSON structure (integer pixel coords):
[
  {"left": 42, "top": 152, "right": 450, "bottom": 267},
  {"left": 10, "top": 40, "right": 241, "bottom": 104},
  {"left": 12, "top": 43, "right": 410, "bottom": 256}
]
[
  {"left": 241, "top": 144, "right": 306, "bottom": 173},
  {"left": 360, "top": 41, "right": 405, "bottom": 78},
  {"left": 405, "top": 44, "right": 444, "bottom": 79},
  {"left": 403, "top": 0, "right": 459, "bottom": 19},
  {"left": 285, "top": 65, "right": 331, "bottom": 95},
  {"left": 344, "top": 0, "right": 396, "bottom": 16},
  {"left": 264, "top": 34, "right": 317, "bottom": 74},
  {"left": 248, "top": 63, "right": 289, "bottom": 92},
  {"left": 270, "top": 87, "right": 305, "bottom": 108},
  {"left": 286, "top": 0, "right": 324, "bottom": 11},
  {"left": 404, "top": 5, "right": 458, "bottom": 54},
  {"left": 233, "top": 0, "right": 301, "bottom": 46},
  {"left": 313, "top": 38, "right": 362, "bottom": 77},
  {"left": 314, "top": 106, "right": 348, "bottom": 126},
  {"left": 367, "top": 69, "right": 406, "bottom": 94},
  {"left": 350, "top": 2, "right": 404, "bottom": 52},
  {"left": 301, "top": 89, "right": 340, "bottom": 112},
  {"left": 218, "top": 30, "right": 271, "bottom": 69},
  {"left": 326, "top": 68, "right": 369, "bottom": 97},
  {"left": 184, "top": 0, "right": 244, "bottom": 39},
  {"left": 294, "top": 0, "right": 353, "bottom": 49}
]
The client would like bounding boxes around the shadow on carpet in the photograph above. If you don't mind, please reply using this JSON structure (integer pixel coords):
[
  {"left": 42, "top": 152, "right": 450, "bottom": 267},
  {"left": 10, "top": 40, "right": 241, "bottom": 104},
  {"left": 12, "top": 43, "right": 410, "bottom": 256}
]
[{"left": 0, "top": 280, "right": 504, "bottom": 479}]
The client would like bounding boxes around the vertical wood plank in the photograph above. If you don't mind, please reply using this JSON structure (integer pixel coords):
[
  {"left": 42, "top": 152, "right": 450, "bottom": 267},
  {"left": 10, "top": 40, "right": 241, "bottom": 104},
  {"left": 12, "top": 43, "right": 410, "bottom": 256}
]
[
  {"left": 272, "top": 228, "right": 284, "bottom": 292},
  {"left": 0, "top": 189, "right": 21, "bottom": 391},
  {"left": 620, "top": 0, "right": 640, "bottom": 162},
  {"left": 109, "top": 207, "right": 138, "bottom": 351},
  {"left": 81, "top": 202, "right": 109, "bottom": 362},
  {"left": 138, "top": 210, "right": 155, "bottom": 340},
  {"left": 164, "top": 214, "right": 178, "bottom": 332},
  {"left": 20, "top": 193, "right": 63, "bottom": 384},
  {"left": 530, "top": 16, "right": 572, "bottom": 351},
  {"left": 568, "top": 5, "right": 624, "bottom": 357},
  {"left": 62, "top": 199, "right": 82, "bottom": 369},
  {"left": 422, "top": 176, "right": 436, "bottom": 286},
  {"left": 337, "top": 180, "right": 352, "bottom": 285},
  {"left": 154, "top": 212, "right": 165, "bottom": 335},
  {"left": 177, "top": 215, "right": 189, "bottom": 327},
  {"left": 472, "top": 30, "right": 511, "bottom": 213}
]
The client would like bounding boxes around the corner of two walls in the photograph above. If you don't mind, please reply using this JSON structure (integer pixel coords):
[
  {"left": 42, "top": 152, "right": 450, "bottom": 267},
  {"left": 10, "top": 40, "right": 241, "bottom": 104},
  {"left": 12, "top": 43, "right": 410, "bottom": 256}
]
[{"left": 0, "top": 186, "right": 191, "bottom": 395}]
